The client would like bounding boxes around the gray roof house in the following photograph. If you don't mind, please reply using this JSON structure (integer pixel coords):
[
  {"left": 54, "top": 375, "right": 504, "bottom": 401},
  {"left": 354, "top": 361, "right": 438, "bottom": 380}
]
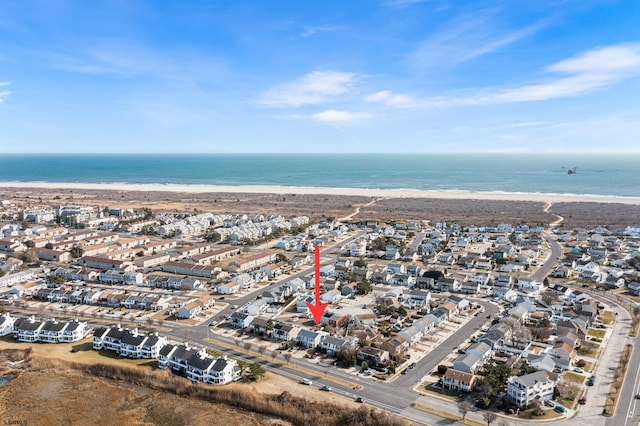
[{"left": 453, "top": 352, "right": 482, "bottom": 374}]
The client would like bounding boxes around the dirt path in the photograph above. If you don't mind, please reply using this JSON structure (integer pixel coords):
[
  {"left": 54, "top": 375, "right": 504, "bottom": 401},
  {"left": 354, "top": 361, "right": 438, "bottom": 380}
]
[
  {"left": 544, "top": 202, "right": 564, "bottom": 228},
  {"left": 337, "top": 197, "right": 387, "bottom": 222}
]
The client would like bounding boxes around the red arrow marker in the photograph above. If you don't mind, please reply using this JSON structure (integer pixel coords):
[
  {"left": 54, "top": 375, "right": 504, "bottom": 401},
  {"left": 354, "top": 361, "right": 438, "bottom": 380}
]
[{"left": 306, "top": 244, "right": 328, "bottom": 326}]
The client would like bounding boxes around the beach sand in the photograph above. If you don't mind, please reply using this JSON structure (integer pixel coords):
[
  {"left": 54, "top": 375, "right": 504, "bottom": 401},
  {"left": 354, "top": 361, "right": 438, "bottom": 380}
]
[
  {"left": 2, "top": 181, "right": 640, "bottom": 204},
  {"left": 1, "top": 182, "right": 639, "bottom": 228}
]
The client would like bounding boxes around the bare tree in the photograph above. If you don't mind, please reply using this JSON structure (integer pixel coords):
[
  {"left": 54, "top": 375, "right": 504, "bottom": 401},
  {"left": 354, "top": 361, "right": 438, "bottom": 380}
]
[
  {"left": 458, "top": 400, "right": 473, "bottom": 420},
  {"left": 234, "top": 339, "right": 240, "bottom": 350},
  {"left": 271, "top": 350, "right": 278, "bottom": 361},
  {"left": 258, "top": 344, "right": 267, "bottom": 356},
  {"left": 483, "top": 411, "right": 497, "bottom": 426},
  {"left": 513, "top": 326, "right": 532, "bottom": 346},
  {"left": 540, "top": 291, "right": 557, "bottom": 306},
  {"left": 244, "top": 341, "right": 253, "bottom": 353},
  {"left": 283, "top": 352, "right": 292, "bottom": 364},
  {"left": 496, "top": 420, "right": 511, "bottom": 426}
]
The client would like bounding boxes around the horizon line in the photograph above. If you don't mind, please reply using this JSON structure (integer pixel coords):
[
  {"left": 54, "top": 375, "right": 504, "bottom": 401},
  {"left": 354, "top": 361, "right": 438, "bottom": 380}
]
[{"left": 3, "top": 151, "right": 640, "bottom": 155}]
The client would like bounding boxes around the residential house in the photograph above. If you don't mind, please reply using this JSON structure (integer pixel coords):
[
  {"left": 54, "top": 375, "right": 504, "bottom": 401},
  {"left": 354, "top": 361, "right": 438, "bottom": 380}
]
[
  {"left": 525, "top": 353, "right": 556, "bottom": 372},
  {"left": 556, "top": 320, "right": 587, "bottom": 340},
  {"left": 217, "top": 281, "right": 240, "bottom": 295},
  {"left": 357, "top": 346, "right": 390, "bottom": 366},
  {"left": 321, "top": 336, "right": 357, "bottom": 356},
  {"left": 249, "top": 317, "right": 271, "bottom": 336},
  {"left": 628, "top": 281, "right": 640, "bottom": 296},
  {"left": 446, "top": 295, "right": 470, "bottom": 312},
  {"left": 467, "top": 342, "right": 493, "bottom": 362},
  {"left": 414, "top": 316, "right": 436, "bottom": 334},
  {"left": 245, "top": 299, "right": 268, "bottom": 316},
  {"left": 381, "top": 335, "right": 409, "bottom": 356},
  {"left": 397, "top": 326, "right": 424, "bottom": 346},
  {"left": 12, "top": 317, "right": 44, "bottom": 342},
  {"left": 0, "top": 314, "right": 16, "bottom": 336},
  {"left": 271, "top": 322, "right": 299, "bottom": 343},
  {"left": 552, "top": 342, "right": 576, "bottom": 361},
  {"left": 443, "top": 369, "right": 477, "bottom": 392},
  {"left": 320, "top": 289, "right": 342, "bottom": 304},
  {"left": 436, "top": 277, "right": 461, "bottom": 292},
  {"left": 176, "top": 301, "right": 203, "bottom": 319},
  {"left": 229, "top": 312, "right": 254, "bottom": 329},
  {"left": 453, "top": 352, "right": 483, "bottom": 374},
  {"left": 296, "top": 329, "right": 328, "bottom": 349},
  {"left": 406, "top": 289, "right": 431, "bottom": 308},
  {"left": 507, "top": 371, "right": 555, "bottom": 406}
]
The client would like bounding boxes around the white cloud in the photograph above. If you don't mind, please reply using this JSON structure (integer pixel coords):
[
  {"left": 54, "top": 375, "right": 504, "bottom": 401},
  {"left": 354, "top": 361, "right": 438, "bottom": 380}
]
[
  {"left": 0, "top": 82, "right": 10, "bottom": 103},
  {"left": 371, "top": 44, "right": 640, "bottom": 108},
  {"left": 51, "top": 39, "right": 229, "bottom": 82},
  {"left": 258, "top": 71, "right": 358, "bottom": 107},
  {"left": 473, "top": 44, "right": 640, "bottom": 103},
  {"left": 273, "top": 109, "right": 374, "bottom": 122},
  {"left": 364, "top": 90, "right": 417, "bottom": 108},
  {"left": 311, "top": 110, "right": 374, "bottom": 122},
  {"left": 300, "top": 24, "right": 339, "bottom": 38},
  {"left": 408, "top": 9, "right": 547, "bottom": 68}
]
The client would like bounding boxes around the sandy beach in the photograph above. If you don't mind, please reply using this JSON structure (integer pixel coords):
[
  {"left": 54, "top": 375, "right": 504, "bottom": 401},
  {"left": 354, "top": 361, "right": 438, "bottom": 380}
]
[{"left": 2, "top": 181, "right": 640, "bottom": 205}]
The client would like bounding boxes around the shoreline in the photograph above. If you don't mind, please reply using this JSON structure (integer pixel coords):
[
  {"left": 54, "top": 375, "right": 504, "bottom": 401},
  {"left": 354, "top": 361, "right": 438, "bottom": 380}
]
[{"left": 2, "top": 181, "right": 640, "bottom": 205}]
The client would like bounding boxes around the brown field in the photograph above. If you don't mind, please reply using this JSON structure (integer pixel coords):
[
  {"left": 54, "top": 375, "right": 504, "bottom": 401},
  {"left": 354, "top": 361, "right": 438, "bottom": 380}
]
[
  {"left": 550, "top": 202, "right": 640, "bottom": 229},
  {"left": 0, "top": 343, "right": 409, "bottom": 426},
  {"left": 4, "top": 187, "right": 639, "bottom": 228},
  {"left": 354, "top": 197, "right": 554, "bottom": 226},
  {"left": 0, "top": 188, "right": 368, "bottom": 222}
]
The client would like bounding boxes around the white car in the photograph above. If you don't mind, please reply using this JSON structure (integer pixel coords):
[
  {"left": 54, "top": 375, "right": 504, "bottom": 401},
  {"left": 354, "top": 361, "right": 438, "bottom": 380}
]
[
  {"left": 574, "top": 367, "right": 584, "bottom": 373},
  {"left": 300, "top": 378, "right": 312, "bottom": 385}
]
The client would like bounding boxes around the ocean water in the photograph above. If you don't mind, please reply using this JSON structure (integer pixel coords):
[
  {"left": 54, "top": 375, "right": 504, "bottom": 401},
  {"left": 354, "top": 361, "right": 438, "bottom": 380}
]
[{"left": 0, "top": 153, "right": 639, "bottom": 198}]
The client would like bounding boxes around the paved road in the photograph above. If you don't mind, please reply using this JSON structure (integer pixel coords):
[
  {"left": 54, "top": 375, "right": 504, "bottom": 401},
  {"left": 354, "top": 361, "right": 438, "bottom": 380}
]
[{"left": 529, "top": 231, "right": 563, "bottom": 281}]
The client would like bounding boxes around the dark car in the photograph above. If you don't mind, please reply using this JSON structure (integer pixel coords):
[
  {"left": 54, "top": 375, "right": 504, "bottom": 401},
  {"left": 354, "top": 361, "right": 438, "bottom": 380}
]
[
  {"left": 457, "top": 349, "right": 466, "bottom": 354},
  {"left": 401, "top": 369, "right": 408, "bottom": 375},
  {"left": 578, "top": 397, "right": 587, "bottom": 405},
  {"left": 409, "top": 362, "right": 416, "bottom": 369},
  {"left": 355, "top": 397, "right": 365, "bottom": 403}
]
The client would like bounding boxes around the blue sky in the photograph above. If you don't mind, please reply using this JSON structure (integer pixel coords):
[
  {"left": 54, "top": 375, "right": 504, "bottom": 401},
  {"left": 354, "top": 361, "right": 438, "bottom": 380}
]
[{"left": 1, "top": 0, "right": 639, "bottom": 153}]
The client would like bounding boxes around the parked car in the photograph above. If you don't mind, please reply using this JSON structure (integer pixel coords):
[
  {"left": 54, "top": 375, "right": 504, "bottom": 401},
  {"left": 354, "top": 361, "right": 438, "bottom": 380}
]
[
  {"left": 555, "top": 405, "right": 566, "bottom": 413},
  {"left": 457, "top": 349, "right": 466, "bottom": 354},
  {"left": 574, "top": 367, "right": 584, "bottom": 373},
  {"left": 401, "top": 369, "right": 408, "bottom": 375},
  {"left": 579, "top": 396, "right": 587, "bottom": 405},
  {"left": 409, "top": 362, "right": 416, "bottom": 369},
  {"left": 635, "top": 394, "right": 640, "bottom": 400},
  {"left": 544, "top": 400, "right": 556, "bottom": 408}
]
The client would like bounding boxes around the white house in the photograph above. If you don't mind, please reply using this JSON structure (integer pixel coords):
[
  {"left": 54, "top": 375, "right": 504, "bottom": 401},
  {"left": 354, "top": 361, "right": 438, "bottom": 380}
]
[
  {"left": 507, "top": 371, "right": 555, "bottom": 407},
  {"left": 217, "top": 281, "right": 240, "bottom": 294},
  {"left": 296, "top": 329, "right": 328, "bottom": 348},
  {"left": 0, "top": 313, "right": 16, "bottom": 336}
]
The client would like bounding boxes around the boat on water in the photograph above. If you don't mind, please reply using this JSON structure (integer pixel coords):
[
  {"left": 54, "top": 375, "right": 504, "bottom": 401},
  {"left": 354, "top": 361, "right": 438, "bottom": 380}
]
[{"left": 567, "top": 167, "right": 577, "bottom": 174}]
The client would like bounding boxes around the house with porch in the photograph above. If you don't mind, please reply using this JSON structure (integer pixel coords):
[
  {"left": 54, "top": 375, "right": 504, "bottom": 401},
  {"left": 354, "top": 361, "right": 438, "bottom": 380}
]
[{"left": 443, "top": 369, "right": 477, "bottom": 392}]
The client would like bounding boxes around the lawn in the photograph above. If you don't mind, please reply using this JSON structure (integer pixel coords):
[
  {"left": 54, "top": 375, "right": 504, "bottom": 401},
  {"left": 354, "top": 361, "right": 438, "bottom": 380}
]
[
  {"left": 517, "top": 408, "right": 563, "bottom": 420},
  {"left": 577, "top": 341, "right": 599, "bottom": 357},
  {"left": 601, "top": 311, "right": 615, "bottom": 325},
  {"left": 418, "top": 382, "right": 465, "bottom": 402},
  {"left": 588, "top": 329, "right": 606, "bottom": 339},
  {"left": 564, "top": 372, "right": 585, "bottom": 384}
]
